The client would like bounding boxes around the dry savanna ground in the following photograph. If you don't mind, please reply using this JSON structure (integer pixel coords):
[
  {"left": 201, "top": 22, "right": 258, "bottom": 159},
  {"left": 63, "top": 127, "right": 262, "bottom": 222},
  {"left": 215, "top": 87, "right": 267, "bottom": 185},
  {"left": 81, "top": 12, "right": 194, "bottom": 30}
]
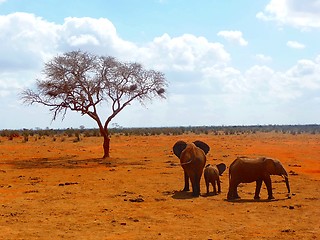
[{"left": 0, "top": 132, "right": 319, "bottom": 239}]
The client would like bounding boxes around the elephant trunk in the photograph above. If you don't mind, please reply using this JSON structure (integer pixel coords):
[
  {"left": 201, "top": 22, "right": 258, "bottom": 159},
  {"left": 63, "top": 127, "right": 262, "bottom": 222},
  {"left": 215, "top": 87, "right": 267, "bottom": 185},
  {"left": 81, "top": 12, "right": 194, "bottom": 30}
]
[
  {"left": 284, "top": 175, "right": 290, "bottom": 193},
  {"left": 282, "top": 171, "right": 290, "bottom": 193}
]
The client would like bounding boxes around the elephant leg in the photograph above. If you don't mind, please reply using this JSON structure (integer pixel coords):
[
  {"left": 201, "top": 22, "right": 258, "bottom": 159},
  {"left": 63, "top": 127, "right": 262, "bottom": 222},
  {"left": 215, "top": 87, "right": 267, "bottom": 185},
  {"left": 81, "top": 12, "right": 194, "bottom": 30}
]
[
  {"left": 213, "top": 180, "right": 217, "bottom": 195},
  {"left": 190, "top": 177, "right": 198, "bottom": 197},
  {"left": 217, "top": 179, "right": 221, "bottom": 194},
  {"left": 205, "top": 180, "right": 210, "bottom": 194},
  {"left": 227, "top": 190, "right": 232, "bottom": 200},
  {"left": 183, "top": 170, "right": 190, "bottom": 191},
  {"left": 254, "top": 180, "right": 263, "bottom": 199},
  {"left": 227, "top": 183, "right": 233, "bottom": 199},
  {"left": 264, "top": 176, "right": 274, "bottom": 200},
  {"left": 234, "top": 184, "right": 240, "bottom": 199},
  {"left": 192, "top": 174, "right": 201, "bottom": 197},
  {"left": 227, "top": 182, "right": 234, "bottom": 199},
  {"left": 227, "top": 188, "right": 239, "bottom": 199},
  {"left": 227, "top": 180, "right": 240, "bottom": 200}
]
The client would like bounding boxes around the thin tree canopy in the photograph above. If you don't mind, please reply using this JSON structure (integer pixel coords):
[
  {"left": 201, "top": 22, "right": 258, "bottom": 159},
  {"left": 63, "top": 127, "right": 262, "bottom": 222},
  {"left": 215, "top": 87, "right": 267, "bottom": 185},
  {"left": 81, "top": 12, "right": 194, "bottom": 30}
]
[{"left": 21, "top": 50, "right": 167, "bottom": 158}]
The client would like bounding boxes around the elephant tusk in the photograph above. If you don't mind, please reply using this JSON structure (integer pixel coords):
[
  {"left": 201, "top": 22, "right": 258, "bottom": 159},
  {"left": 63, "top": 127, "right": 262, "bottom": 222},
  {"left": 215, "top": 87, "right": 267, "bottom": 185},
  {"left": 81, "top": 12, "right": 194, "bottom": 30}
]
[
  {"left": 180, "top": 159, "right": 193, "bottom": 166},
  {"left": 281, "top": 174, "right": 288, "bottom": 179}
]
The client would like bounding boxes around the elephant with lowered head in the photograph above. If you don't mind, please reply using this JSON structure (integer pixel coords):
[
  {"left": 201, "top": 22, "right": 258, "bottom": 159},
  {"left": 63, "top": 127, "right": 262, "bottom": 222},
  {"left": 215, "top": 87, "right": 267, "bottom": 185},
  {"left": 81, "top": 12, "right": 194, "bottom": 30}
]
[
  {"left": 227, "top": 156, "right": 290, "bottom": 200},
  {"left": 173, "top": 140, "right": 210, "bottom": 197}
]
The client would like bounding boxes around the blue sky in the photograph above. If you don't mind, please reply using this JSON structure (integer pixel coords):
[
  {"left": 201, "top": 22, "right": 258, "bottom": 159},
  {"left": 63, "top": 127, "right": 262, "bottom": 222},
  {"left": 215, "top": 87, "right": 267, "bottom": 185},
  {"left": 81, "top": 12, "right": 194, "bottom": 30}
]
[{"left": 1, "top": 0, "right": 320, "bottom": 129}]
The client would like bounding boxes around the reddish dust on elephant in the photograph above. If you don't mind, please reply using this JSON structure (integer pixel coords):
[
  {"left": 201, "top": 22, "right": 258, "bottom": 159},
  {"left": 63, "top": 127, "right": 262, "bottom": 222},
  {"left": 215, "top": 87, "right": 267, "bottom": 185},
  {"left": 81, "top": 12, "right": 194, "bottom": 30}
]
[
  {"left": 204, "top": 163, "right": 226, "bottom": 195},
  {"left": 172, "top": 140, "right": 210, "bottom": 197},
  {"left": 0, "top": 132, "right": 319, "bottom": 239},
  {"left": 227, "top": 156, "right": 290, "bottom": 201}
]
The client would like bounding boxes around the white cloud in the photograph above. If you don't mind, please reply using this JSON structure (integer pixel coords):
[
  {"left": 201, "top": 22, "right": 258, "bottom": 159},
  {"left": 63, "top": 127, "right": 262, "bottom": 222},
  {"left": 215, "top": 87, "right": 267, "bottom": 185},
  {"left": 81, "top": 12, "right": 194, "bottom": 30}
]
[
  {"left": 1, "top": 12, "right": 320, "bottom": 128},
  {"left": 257, "top": 0, "right": 320, "bottom": 29},
  {"left": 0, "top": 13, "right": 230, "bottom": 73},
  {"left": 217, "top": 30, "right": 248, "bottom": 46},
  {"left": 141, "top": 33, "right": 230, "bottom": 71},
  {"left": 255, "top": 54, "right": 272, "bottom": 62},
  {"left": 0, "top": 12, "right": 59, "bottom": 72},
  {"left": 286, "top": 58, "right": 320, "bottom": 89},
  {"left": 201, "top": 55, "right": 320, "bottom": 104},
  {"left": 201, "top": 65, "right": 245, "bottom": 93},
  {"left": 59, "top": 16, "right": 138, "bottom": 59},
  {"left": 0, "top": 77, "right": 20, "bottom": 97},
  {"left": 287, "top": 40, "right": 305, "bottom": 49},
  {"left": 0, "top": 69, "right": 38, "bottom": 99},
  {"left": 0, "top": 11, "right": 224, "bottom": 127},
  {"left": 59, "top": 18, "right": 230, "bottom": 71}
]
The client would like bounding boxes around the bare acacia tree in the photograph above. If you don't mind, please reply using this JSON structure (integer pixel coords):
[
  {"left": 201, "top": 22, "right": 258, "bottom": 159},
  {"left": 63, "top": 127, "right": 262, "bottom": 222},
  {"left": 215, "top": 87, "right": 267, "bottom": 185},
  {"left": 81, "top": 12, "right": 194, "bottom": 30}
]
[{"left": 21, "top": 50, "right": 167, "bottom": 158}]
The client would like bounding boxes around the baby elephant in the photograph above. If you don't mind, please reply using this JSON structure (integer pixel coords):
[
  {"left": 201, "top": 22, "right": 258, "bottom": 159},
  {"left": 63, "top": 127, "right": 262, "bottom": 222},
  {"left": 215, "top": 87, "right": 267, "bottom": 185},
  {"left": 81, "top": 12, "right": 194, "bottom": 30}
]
[{"left": 204, "top": 163, "right": 226, "bottom": 195}]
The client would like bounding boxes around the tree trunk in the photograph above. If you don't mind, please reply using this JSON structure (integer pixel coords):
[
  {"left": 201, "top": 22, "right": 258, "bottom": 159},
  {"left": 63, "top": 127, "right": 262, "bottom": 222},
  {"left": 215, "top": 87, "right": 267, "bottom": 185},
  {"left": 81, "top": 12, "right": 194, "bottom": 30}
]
[
  {"left": 96, "top": 117, "right": 111, "bottom": 158},
  {"left": 98, "top": 125, "right": 110, "bottom": 158},
  {"left": 102, "top": 134, "right": 110, "bottom": 158}
]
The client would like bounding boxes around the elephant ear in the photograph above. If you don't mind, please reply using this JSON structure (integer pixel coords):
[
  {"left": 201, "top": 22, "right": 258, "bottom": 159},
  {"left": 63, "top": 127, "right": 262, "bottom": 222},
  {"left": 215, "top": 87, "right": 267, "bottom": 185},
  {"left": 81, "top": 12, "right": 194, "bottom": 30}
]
[
  {"left": 264, "top": 158, "right": 277, "bottom": 175},
  {"left": 193, "top": 140, "right": 210, "bottom": 155},
  {"left": 272, "top": 159, "right": 288, "bottom": 176},
  {"left": 216, "top": 163, "right": 226, "bottom": 175},
  {"left": 173, "top": 141, "right": 187, "bottom": 158}
]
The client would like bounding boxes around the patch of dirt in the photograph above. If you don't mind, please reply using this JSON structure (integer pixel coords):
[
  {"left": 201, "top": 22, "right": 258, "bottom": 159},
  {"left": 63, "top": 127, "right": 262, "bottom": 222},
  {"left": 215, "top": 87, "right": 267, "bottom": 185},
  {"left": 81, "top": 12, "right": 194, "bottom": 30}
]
[{"left": 0, "top": 133, "right": 319, "bottom": 239}]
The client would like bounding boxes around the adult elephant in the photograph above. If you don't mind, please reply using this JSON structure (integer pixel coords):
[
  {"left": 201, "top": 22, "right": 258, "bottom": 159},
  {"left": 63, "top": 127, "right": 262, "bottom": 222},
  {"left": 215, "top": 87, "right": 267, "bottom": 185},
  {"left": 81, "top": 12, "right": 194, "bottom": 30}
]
[
  {"left": 173, "top": 140, "right": 210, "bottom": 197},
  {"left": 227, "top": 156, "right": 290, "bottom": 200}
]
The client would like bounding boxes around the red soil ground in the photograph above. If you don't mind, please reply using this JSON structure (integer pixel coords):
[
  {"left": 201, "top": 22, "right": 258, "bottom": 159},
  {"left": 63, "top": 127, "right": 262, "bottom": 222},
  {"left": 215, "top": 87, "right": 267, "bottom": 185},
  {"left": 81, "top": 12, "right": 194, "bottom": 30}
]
[{"left": 0, "top": 132, "right": 319, "bottom": 239}]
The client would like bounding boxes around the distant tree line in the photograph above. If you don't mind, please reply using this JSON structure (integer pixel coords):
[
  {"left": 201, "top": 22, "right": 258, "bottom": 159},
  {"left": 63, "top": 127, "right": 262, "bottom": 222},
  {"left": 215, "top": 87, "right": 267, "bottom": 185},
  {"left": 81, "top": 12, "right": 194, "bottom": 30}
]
[{"left": 1, "top": 124, "right": 320, "bottom": 141}]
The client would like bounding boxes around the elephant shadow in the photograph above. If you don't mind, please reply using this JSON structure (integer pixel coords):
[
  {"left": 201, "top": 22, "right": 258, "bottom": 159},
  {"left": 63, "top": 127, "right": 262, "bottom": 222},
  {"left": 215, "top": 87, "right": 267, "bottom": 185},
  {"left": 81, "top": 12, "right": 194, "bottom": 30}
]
[
  {"left": 224, "top": 197, "right": 290, "bottom": 203},
  {"left": 171, "top": 190, "right": 197, "bottom": 200},
  {"left": 204, "top": 192, "right": 219, "bottom": 197}
]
